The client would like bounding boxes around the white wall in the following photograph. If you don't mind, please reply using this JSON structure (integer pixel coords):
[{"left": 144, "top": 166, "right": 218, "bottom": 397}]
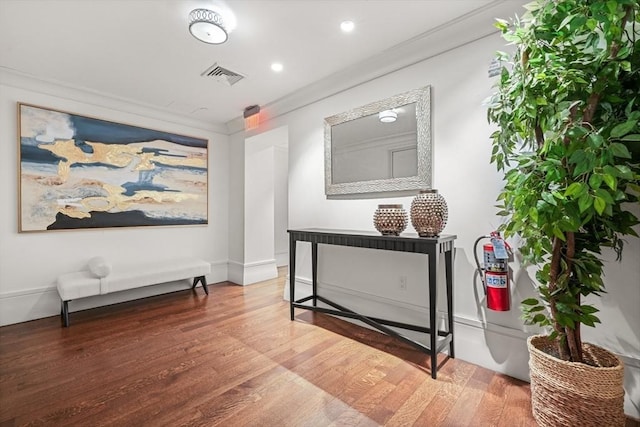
[
  {"left": 0, "top": 74, "right": 230, "bottom": 326},
  {"left": 227, "top": 131, "right": 245, "bottom": 281},
  {"left": 243, "top": 139, "right": 276, "bottom": 284},
  {"left": 274, "top": 146, "right": 289, "bottom": 266},
  {"left": 236, "top": 32, "right": 640, "bottom": 417},
  {"left": 229, "top": 125, "right": 288, "bottom": 284}
]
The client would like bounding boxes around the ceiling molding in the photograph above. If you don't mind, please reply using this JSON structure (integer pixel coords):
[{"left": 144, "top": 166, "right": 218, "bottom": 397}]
[
  {"left": 0, "top": 67, "right": 228, "bottom": 135},
  {"left": 225, "top": 0, "right": 524, "bottom": 136}
]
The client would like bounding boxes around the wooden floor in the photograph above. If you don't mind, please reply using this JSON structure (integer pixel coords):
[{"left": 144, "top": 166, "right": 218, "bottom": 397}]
[{"left": 0, "top": 270, "right": 637, "bottom": 427}]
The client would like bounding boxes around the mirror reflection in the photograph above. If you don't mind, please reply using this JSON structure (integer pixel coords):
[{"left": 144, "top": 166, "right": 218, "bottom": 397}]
[
  {"left": 331, "top": 103, "right": 417, "bottom": 184},
  {"left": 324, "top": 86, "right": 431, "bottom": 198}
]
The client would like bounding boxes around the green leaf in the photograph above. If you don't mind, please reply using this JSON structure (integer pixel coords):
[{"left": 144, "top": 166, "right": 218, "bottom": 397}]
[
  {"left": 611, "top": 121, "right": 637, "bottom": 138},
  {"left": 621, "top": 134, "right": 640, "bottom": 142},
  {"left": 558, "top": 14, "right": 575, "bottom": 29},
  {"left": 532, "top": 313, "right": 547, "bottom": 324},
  {"left": 557, "top": 313, "right": 575, "bottom": 329},
  {"left": 522, "top": 298, "right": 539, "bottom": 306},
  {"left": 553, "top": 227, "right": 566, "bottom": 241},
  {"left": 494, "top": 18, "right": 509, "bottom": 31},
  {"left": 615, "top": 165, "right": 633, "bottom": 179},
  {"left": 594, "top": 197, "right": 606, "bottom": 215},
  {"left": 565, "top": 182, "right": 584, "bottom": 197},
  {"left": 603, "top": 165, "right": 619, "bottom": 177},
  {"left": 542, "top": 192, "right": 557, "bottom": 206},
  {"left": 595, "top": 188, "right": 614, "bottom": 204},
  {"left": 588, "top": 133, "right": 604, "bottom": 147},
  {"left": 569, "top": 149, "right": 586, "bottom": 164},
  {"left": 581, "top": 305, "right": 599, "bottom": 315},
  {"left": 580, "top": 314, "right": 601, "bottom": 327},
  {"left": 602, "top": 174, "right": 616, "bottom": 191},
  {"left": 610, "top": 143, "right": 632, "bottom": 158},
  {"left": 588, "top": 174, "right": 602, "bottom": 189},
  {"left": 578, "top": 193, "right": 593, "bottom": 213}
]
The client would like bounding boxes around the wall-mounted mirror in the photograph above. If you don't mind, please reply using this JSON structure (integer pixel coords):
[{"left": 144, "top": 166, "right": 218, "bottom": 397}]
[{"left": 324, "top": 86, "right": 431, "bottom": 198}]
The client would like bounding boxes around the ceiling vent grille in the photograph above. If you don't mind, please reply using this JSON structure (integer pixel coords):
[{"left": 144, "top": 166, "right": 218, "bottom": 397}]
[{"left": 201, "top": 63, "right": 244, "bottom": 86}]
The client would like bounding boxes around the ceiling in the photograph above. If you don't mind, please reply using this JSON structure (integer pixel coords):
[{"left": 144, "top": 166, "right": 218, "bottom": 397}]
[{"left": 0, "top": 0, "right": 525, "bottom": 133}]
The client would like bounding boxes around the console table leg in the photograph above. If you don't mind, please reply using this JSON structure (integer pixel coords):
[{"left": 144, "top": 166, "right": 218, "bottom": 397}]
[
  {"left": 429, "top": 250, "right": 438, "bottom": 379},
  {"left": 312, "top": 242, "right": 318, "bottom": 307},
  {"left": 289, "top": 236, "right": 297, "bottom": 320},
  {"left": 445, "top": 248, "right": 455, "bottom": 358}
]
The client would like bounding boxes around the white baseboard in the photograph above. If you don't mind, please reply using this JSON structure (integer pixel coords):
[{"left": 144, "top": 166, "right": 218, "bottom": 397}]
[
  {"left": 208, "top": 260, "right": 228, "bottom": 284},
  {"left": 0, "top": 286, "right": 60, "bottom": 327},
  {"left": 0, "top": 259, "right": 229, "bottom": 327},
  {"left": 227, "top": 260, "right": 244, "bottom": 285},
  {"left": 275, "top": 250, "right": 289, "bottom": 267},
  {"left": 284, "top": 274, "right": 640, "bottom": 419},
  {"left": 243, "top": 259, "right": 278, "bottom": 285},
  {"left": 227, "top": 259, "right": 278, "bottom": 285}
]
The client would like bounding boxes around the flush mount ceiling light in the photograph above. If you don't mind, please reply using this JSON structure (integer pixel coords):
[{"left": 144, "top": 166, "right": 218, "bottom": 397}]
[
  {"left": 378, "top": 110, "right": 397, "bottom": 123},
  {"left": 189, "top": 9, "right": 228, "bottom": 44}
]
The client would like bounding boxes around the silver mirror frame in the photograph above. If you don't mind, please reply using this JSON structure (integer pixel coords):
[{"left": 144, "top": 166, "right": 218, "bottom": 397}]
[{"left": 324, "top": 86, "right": 431, "bottom": 198}]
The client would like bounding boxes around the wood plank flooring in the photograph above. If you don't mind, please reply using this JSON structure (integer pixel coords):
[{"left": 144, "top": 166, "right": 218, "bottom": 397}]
[{"left": 1, "top": 269, "right": 638, "bottom": 426}]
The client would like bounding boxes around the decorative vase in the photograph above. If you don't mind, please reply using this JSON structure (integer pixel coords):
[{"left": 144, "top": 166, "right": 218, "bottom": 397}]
[
  {"left": 373, "top": 204, "right": 407, "bottom": 236},
  {"left": 527, "top": 335, "right": 625, "bottom": 427},
  {"left": 410, "top": 189, "right": 448, "bottom": 237}
]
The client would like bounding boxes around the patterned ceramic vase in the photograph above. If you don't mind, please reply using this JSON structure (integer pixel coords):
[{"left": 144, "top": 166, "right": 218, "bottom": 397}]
[
  {"left": 410, "top": 189, "right": 448, "bottom": 237},
  {"left": 373, "top": 204, "right": 408, "bottom": 236}
]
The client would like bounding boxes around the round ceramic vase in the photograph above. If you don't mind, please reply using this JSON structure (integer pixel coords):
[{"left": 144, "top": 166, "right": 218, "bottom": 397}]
[
  {"left": 373, "top": 204, "right": 407, "bottom": 236},
  {"left": 410, "top": 189, "right": 448, "bottom": 237}
]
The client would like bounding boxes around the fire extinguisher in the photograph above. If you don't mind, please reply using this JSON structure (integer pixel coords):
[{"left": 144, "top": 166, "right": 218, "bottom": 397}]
[{"left": 473, "top": 231, "right": 511, "bottom": 311}]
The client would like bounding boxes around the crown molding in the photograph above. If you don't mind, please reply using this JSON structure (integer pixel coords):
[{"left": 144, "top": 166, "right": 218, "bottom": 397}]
[
  {"left": 0, "top": 67, "right": 228, "bottom": 135},
  {"left": 225, "top": 0, "right": 525, "bottom": 135}
]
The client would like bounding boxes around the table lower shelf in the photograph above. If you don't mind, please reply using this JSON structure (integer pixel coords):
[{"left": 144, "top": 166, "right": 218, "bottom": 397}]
[{"left": 292, "top": 295, "right": 453, "bottom": 378}]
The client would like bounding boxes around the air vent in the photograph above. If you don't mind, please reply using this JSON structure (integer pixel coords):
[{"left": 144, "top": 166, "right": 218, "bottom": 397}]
[{"left": 201, "top": 63, "right": 244, "bottom": 86}]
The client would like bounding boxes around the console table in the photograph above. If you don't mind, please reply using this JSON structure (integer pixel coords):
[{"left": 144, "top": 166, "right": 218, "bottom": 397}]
[{"left": 288, "top": 228, "right": 456, "bottom": 379}]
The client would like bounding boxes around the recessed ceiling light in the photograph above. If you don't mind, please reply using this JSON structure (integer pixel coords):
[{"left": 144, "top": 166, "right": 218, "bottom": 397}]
[
  {"left": 271, "top": 62, "right": 283, "bottom": 72},
  {"left": 340, "top": 20, "right": 355, "bottom": 33}
]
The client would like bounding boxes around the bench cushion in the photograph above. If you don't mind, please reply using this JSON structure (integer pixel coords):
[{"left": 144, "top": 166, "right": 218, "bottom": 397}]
[
  {"left": 56, "top": 271, "right": 102, "bottom": 301},
  {"left": 57, "top": 257, "right": 211, "bottom": 301}
]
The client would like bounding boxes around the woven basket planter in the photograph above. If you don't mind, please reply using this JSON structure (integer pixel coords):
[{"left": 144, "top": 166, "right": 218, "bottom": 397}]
[{"left": 528, "top": 335, "right": 625, "bottom": 427}]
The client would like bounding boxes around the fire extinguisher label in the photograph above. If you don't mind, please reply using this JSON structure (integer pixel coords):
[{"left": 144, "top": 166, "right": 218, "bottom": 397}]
[
  {"left": 486, "top": 273, "right": 508, "bottom": 288},
  {"left": 490, "top": 237, "right": 509, "bottom": 259}
]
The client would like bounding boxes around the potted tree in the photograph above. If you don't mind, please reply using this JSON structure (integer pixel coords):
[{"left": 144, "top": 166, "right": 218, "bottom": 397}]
[{"left": 487, "top": 0, "right": 639, "bottom": 425}]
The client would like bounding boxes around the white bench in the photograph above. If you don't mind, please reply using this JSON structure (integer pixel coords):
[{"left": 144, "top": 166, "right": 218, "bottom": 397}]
[{"left": 56, "top": 257, "right": 211, "bottom": 327}]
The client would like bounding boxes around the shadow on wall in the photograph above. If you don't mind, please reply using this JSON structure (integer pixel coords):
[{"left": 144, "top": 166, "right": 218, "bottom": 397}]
[
  {"left": 483, "top": 267, "right": 539, "bottom": 375},
  {"left": 618, "top": 335, "right": 640, "bottom": 417},
  {"left": 456, "top": 247, "right": 540, "bottom": 366}
]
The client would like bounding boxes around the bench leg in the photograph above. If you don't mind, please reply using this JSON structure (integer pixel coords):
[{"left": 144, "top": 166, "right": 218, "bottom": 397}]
[
  {"left": 61, "top": 300, "right": 70, "bottom": 327},
  {"left": 192, "top": 276, "right": 208, "bottom": 295}
]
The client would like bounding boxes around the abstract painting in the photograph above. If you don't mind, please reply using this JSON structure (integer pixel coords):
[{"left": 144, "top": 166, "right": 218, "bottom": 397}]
[{"left": 18, "top": 103, "right": 208, "bottom": 232}]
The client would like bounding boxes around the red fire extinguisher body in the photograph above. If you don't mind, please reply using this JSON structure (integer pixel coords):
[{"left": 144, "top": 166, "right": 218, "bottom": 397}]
[
  {"left": 476, "top": 239, "right": 511, "bottom": 311},
  {"left": 485, "top": 270, "right": 510, "bottom": 311}
]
